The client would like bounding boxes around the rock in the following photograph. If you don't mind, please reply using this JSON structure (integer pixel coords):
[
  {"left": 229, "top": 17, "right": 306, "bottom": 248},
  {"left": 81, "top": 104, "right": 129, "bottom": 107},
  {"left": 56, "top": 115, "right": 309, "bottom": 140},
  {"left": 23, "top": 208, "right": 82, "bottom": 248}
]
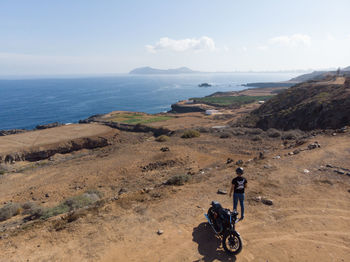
[
  {"left": 226, "top": 158, "right": 234, "bottom": 164},
  {"left": 143, "top": 187, "right": 153, "bottom": 193},
  {"left": 236, "top": 160, "right": 243, "bottom": 165},
  {"left": 118, "top": 188, "right": 127, "bottom": 195},
  {"left": 326, "top": 164, "right": 334, "bottom": 168},
  {"left": 261, "top": 199, "right": 273, "bottom": 205},
  {"left": 288, "top": 152, "right": 294, "bottom": 156},
  {"left": 308, "top": 142, "right": 320, "bottom": 150},
  {"left": 254, "top": 196, "right": 262, "bottom": 202},
  {"left": 264, "top": 165, "right": 271, "bottom": 169},
  {"left": 0, "top": 129, "right": 27, "bottom": 136},
  {"left": 45, "top": 193, "right": 49, "bottom": 198},
  {"left": 319, "top": 166, "right": 326, "bottom": 171},
  {"left": 332, "top": 133, "right": 337, "bottom": 136},
  {"left": 273, "top": 155, "right": 281, "bottom": 159},
  {"left": 160, "top": 147, "right": 170, "bottom": 152},
  {"left": 293, "top": 149, "right": 301, "bottom": 155},
  {"left": 339, "top": 126, "right": 347, "bottom": 133},
  {"left": 303, "top": 169, "right": 310, "bottom": 174},
  {"left": 217, "top": 189, "right": 227, "bottom": 195},
  {"left": 334, "top": 170, "right": 345, "bottom": 175},
  {"left": 259, "top": 152, "right": 265, "bottom": 159},
  {"left": 157, "top": 229, "right": 164, "bottom": 235},
  {"left": 35, "top": 122, "right": 64, "bottom": 130},
  {"left": 347, "top": 173, "right": 350, "bottom": 177}
]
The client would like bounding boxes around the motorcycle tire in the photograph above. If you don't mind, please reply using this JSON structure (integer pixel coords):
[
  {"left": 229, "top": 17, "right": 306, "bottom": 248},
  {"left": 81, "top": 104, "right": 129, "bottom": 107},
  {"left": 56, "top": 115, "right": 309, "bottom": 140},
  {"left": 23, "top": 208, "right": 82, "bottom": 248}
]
[{"left": 222, "top": 232, "right": 242, "bottom": 255}]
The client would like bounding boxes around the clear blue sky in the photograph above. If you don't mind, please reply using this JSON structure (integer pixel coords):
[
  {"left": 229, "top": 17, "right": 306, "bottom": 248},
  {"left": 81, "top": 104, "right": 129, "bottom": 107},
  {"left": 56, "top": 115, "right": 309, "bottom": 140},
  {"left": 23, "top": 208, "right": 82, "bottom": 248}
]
[{"left": 0, "top": 0, "right": 349, "bottom": 75}]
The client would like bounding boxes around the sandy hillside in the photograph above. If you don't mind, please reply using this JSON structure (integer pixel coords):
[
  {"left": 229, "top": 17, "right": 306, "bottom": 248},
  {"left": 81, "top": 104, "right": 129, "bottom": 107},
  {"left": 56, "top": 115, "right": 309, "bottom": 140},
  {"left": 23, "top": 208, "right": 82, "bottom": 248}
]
[{"left": 0, "top": 112, "right": 349, "bottom": 262}]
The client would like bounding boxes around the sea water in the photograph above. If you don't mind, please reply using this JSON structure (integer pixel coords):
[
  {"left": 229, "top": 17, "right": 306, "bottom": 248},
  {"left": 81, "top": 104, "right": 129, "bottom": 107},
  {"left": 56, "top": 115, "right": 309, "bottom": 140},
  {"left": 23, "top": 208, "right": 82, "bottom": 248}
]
[{"left": 0, "top": 73, "right": 297, "bottom": 130}]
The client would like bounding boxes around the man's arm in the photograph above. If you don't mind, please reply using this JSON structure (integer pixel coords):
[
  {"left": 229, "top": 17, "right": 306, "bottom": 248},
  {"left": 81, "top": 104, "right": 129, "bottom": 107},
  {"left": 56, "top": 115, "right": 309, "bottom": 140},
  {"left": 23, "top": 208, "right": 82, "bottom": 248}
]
[{"left": 229, "top": 184, "right": 234, "bottom": 197}]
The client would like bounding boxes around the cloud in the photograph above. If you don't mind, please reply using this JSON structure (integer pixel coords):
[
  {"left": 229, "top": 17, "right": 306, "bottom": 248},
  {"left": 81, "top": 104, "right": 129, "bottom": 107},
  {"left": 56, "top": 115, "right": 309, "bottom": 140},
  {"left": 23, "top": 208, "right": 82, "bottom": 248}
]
[
  {"left": 257, "top": 45, "right": 268, "bottom": 51},
  {"left": 326, "top": 33, "right": 335, "bottom": 41},
  {"left": 269, "top": 34, "right": 311, "bottom": 47},
  {"left": 146, "top": 36, "right": 216, "bottom": 53}
]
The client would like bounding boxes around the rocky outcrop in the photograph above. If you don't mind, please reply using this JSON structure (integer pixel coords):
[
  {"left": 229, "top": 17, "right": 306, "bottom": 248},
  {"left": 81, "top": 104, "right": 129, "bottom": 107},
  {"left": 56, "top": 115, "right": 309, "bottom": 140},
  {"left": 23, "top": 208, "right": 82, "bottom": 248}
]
[
  {"left": 0, "top": 136, "right": 112, "bottom": 163},
  {"left": 0, "top": 129, "right": 28, "bottom": 136},
  {"left": 79, "top": 116, "right": 172, "bottom": 136},
  {"left": 169, "top": 103, "right": 206, "bottom": 113},
  {"left": 245, "top": 77, "right": 350, "bottom": 131},
  {"left": 35, "top": 122, "right": 64, "bottom": 130},
  {"left": 103, "top": 122, "right": 172, "bottom": 137}
]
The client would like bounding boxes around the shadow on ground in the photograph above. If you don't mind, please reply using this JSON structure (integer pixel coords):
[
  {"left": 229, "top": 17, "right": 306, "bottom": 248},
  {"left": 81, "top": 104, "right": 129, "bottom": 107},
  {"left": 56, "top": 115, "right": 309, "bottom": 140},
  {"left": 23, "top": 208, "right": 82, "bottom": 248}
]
[{"left": 192, "top": 222, "right": 236, "bottom": 262}]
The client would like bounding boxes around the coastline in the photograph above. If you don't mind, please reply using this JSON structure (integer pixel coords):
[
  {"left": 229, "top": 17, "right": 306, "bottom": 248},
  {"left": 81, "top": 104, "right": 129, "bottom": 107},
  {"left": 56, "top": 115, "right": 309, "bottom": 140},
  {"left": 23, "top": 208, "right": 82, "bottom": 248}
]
[{"left": 0, "top": 82, "right": 289, "bottom": 133}]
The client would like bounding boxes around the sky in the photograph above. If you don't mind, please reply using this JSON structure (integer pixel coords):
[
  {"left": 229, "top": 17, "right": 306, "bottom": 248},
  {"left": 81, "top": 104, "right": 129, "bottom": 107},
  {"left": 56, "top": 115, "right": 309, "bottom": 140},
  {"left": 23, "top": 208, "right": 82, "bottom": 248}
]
[{"left": 0, "top": 0, "right": 349, "bottom": 75}]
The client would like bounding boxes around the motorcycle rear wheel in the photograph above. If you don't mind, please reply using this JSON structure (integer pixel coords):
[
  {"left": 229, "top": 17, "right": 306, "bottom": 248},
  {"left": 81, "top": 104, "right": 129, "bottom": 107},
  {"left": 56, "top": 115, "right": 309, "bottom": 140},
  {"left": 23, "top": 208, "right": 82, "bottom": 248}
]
[{"left": 222, "top": 232, "right": 242, "bottom": 255}]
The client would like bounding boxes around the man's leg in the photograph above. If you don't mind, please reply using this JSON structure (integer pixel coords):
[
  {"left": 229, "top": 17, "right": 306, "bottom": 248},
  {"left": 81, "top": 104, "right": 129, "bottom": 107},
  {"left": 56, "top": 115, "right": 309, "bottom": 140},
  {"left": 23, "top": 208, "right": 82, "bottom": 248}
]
[
  {"left": 233, "top": 193, "right": 239, "bottom": 212},
  {"left": 239, "top": 193, "right": 245, "bottom": 219}
]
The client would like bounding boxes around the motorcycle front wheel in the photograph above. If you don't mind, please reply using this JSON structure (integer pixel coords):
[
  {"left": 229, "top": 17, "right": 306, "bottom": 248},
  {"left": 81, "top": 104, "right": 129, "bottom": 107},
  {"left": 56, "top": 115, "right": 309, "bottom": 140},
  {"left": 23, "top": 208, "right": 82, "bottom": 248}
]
[{"left": 222, "top": 232, "right": 242, "bottom": 255}]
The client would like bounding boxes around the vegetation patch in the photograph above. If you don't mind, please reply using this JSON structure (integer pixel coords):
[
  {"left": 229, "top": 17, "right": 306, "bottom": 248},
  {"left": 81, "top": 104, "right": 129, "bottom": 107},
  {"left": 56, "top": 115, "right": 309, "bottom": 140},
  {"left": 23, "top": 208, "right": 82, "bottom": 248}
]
[
  {"left": 165, "top": 174, "right": 191, "bottom": 186},
  {"left": 41, "top": 190, "right": 101, "bottom": 220},
  {"left": 190, "top": 95, "right": 273, "bottom": 106},
  {"left": 156, "top": 135, "right": 170, "bottom": 142},
  {"left": 0, "top": 203, "right": 21, "bottom": 221},
  {"left": 267, "top": 128, "right": 281, "bottom": 138},
  {"left": 108, "top": 112, "right": 173, "bottom": 125},
  {"left": 181, "top": 130, "right": 200, "bottom": 138}
]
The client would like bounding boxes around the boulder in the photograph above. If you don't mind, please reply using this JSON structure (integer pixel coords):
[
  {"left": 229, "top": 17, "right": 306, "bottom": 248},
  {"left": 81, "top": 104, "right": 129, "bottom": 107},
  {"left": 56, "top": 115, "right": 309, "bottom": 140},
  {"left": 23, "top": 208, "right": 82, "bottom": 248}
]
[
  {"left": 217, "top": 189, "right": 227, "bottom": 195},
  {"left": 226, "top": 158, "right": 234, "bottom": 164},
  {"left": 308, "top": 142, "right": 321, "bottom": 150},
  {"left": 261, "top": 199, "right": 273, "bottom": 206}
]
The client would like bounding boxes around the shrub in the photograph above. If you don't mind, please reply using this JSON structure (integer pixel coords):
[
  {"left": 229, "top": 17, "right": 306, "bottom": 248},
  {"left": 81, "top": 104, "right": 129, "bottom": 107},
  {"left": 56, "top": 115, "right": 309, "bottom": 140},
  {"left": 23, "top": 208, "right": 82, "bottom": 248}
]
[
  {"left": 197, "top": 127, "right": 210, "bottom": 133},
  {"left": 251, "top": 135, "right": 262, "bottom": 141},
  {"left": 231, "top": 128, "right": 246, "bottom": 136},
  {"left": 282, "top": 130, "right": 302, "bottom": 140},
  {"left": 246, "top": 128, "right": 263, "bottom": 135},
  {"left": 21, "top": 202, "right": 45, "bottom": 218},
  {"left": 41, "top": 191, "right": 101, "bottom": 220},
  {"left": 165, "top": 174, "right": 191, "bottom": 186},
  {"left": 267, "top": 128, "right": 281, "bottom": 138},
  {"left": 220, "top": 132, "right": 231, "bottom": 139},
  {"left": 181, "top": 130, "right": 200, "bottom": 139},
  {"left": 0, "top": 203, "right": 21, "bottom": 222},
  {"left": 0, "top": 170, "right": 5, "bottom": 175},
  {"left": 156, "top": 135, "right": 170, "bottom": 142},
  {"left": 85, "top": 189, "right": 104, "bottom": 198}
]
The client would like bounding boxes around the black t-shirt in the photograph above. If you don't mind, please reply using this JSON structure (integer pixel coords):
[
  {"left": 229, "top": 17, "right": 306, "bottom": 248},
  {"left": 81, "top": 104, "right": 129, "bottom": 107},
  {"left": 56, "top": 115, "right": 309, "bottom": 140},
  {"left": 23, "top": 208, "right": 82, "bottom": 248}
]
[{"left": 232, "top": 176, "right": 247, "bottom": 194}]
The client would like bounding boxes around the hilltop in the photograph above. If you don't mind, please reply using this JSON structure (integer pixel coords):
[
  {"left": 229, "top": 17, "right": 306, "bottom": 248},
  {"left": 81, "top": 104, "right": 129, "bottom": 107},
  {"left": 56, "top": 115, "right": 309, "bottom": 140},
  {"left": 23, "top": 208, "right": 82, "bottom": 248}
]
[{"left": 243, "top": 76, "right": 350, "bottom": 130}]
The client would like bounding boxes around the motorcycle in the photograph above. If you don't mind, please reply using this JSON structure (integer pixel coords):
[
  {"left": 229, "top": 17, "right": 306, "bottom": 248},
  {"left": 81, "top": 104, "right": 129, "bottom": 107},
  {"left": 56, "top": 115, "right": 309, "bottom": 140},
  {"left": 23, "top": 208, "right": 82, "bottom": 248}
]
[{"left": 204, "top": 201, "right": 242, "bottom": 255}]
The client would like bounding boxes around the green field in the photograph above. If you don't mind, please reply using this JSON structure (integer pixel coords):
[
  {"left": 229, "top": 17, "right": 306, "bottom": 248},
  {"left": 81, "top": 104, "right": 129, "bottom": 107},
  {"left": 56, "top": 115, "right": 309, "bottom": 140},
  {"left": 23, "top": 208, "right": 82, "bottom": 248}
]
[
  {"left": 107, "top": 112, "right": 173, "bottom": 125},
  {"left": 191, "top": 95, "right": 273, "bottom": 106}
]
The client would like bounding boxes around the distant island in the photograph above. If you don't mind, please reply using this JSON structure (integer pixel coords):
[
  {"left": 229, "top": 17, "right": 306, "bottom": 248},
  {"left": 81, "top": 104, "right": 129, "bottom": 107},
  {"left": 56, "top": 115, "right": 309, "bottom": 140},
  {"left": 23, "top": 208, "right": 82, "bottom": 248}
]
[
  {"left": 198, "top": 83, "right": 212, "bottom": 87},
  {"left": 129, "top": 66, "right": 198, "bottom": 74}
]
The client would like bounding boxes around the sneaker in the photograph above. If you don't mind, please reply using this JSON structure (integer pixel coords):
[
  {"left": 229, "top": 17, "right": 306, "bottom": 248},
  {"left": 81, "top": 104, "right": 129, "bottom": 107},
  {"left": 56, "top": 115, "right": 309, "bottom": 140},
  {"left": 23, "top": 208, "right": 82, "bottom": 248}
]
[{"left": 239, "top": 216, "right": 244, "bottom": 221}]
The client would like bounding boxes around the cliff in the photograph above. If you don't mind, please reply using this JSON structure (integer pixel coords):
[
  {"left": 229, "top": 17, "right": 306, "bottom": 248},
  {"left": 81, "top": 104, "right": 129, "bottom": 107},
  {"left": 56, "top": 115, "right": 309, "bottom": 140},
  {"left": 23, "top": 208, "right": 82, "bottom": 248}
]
[{"left": 244, "top": 77, "right": 350, "bottom": 130}]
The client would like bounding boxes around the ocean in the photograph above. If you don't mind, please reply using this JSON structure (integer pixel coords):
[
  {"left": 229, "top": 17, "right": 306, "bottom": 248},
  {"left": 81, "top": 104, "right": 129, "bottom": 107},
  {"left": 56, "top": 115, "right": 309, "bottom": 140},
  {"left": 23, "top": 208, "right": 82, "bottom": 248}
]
[{"left": 0, "top": 73, "right": 297, "bottom": 130}]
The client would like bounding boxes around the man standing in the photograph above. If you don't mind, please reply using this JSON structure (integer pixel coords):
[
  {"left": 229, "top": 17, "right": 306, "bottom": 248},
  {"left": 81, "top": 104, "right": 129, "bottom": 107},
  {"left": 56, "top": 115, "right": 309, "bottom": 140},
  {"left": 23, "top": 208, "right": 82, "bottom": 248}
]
[{"left": 229, "top": 167, "right": 247, "bottom": 221}]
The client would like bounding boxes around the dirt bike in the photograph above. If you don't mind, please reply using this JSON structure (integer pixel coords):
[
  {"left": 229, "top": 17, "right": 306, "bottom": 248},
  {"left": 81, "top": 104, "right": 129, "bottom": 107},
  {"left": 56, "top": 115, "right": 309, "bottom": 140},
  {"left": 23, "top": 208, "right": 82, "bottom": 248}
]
[{"left": 204, "top": 201, "right": 242, "bottom": 255}]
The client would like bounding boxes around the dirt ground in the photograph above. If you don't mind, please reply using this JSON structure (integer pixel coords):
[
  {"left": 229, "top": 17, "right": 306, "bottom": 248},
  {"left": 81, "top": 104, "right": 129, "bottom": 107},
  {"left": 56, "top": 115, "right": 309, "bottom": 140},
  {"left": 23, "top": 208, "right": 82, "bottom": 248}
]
[{"left": 0, "top": 109, "right": 349, "bottom": 262}]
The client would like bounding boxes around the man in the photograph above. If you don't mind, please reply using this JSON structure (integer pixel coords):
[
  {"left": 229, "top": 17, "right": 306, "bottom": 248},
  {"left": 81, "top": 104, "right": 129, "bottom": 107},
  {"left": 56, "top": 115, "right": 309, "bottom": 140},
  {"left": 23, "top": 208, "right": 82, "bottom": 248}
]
[{"left": 229, "top": 167, "right": 247, "bottom": 221}]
